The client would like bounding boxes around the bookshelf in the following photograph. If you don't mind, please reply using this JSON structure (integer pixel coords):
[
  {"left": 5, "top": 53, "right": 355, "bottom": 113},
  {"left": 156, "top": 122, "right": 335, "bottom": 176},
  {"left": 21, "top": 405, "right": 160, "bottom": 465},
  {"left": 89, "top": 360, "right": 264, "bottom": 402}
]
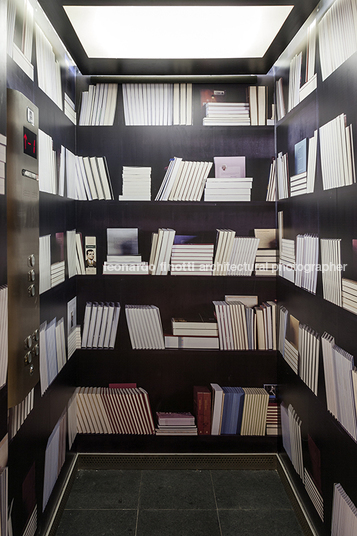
[
  {"left": 73, "top": 78, "right": 278, "bottom": 446},
  {"left": 5, "top": 0, "right": 357, "bottom": 535},
  {"left": 275, "top": 1, "right": 357, "bottom": 534}
]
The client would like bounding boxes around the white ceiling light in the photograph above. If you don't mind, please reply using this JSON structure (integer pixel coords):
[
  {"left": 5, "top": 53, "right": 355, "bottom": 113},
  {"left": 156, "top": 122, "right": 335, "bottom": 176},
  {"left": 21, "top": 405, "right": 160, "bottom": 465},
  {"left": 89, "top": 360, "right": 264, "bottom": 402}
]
[{"left": 64, "top": 5, "right": 294, "bottom": 59}]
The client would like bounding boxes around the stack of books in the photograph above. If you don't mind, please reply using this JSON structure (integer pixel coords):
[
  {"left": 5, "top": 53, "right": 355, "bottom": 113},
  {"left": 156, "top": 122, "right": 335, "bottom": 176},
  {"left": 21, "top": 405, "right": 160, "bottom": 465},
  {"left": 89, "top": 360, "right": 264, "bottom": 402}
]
[
  {"left": 266, "top": 401, "right": 282, "bottom": 436},
  {"left": 155, "top": 157, "right": 212, "bottom": 201},
  {"left": 203, "top": 102, "right": 250, "bottom": 126},
  {"left": 255, "top": 249, "right": 278, "bottom": 276},
  {"left": 204, "top": 177, "right": 253, "bottom": 201},
  {"left": 76, "top": 386, "right": 155, "bottom": 434},
  {"left": 290, "top": 132, "right": 318, "bottom": 196},
  {"left": 149, "top": 228, "right": 176, "bottom": 275},
  {"left": 125, "top": 305, "right": 165, "bottom": 349},
  {"left": 155, "top": 412, "right": 197, "bottom": 435},
  {"left": 279, "top": 238, "right": 295, "bottom": 283},
  {"left": 81, "top": 302, "right": 121, "bottom": 349},
  {"left": 319, "top": 113, "right": 356, "bottom": 190},
  {"left": 104, "top": 228, "right": 149, "bottom": 275},
  {"left": 78, "top": 83, "right": 118, "bottom": 126},
  {"left": 342, "top": 278, "right": 357, "bottom": 315},
  {"left": 165, "top": 316, "right": 219, "bottom": 350},
  {"left": 119, "top": 166, "right": 151, "bottom": 201},
  {"left": 170, "top": 241, "right": 214, "bottom": 276}
]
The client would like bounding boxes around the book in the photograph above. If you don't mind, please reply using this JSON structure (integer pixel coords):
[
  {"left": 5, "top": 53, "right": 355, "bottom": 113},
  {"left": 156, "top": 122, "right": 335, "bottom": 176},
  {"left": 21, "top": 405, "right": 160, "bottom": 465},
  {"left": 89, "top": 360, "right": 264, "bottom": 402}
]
[{"left": 193, "top": 386, "right": 211, "bottom": 435}]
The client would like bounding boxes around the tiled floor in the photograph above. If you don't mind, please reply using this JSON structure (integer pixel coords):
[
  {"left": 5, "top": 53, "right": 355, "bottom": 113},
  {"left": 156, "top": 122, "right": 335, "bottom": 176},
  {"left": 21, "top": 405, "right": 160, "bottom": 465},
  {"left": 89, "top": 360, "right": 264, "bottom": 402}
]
[{"left": 55, "top": 469, "right": 305, "bottom": 536}]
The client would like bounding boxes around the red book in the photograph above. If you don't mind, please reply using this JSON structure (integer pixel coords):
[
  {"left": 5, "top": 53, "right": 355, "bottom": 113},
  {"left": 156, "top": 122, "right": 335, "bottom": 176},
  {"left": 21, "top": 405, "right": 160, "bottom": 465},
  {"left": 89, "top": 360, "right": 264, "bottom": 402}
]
[{"left": 193, "top": 386, "right": 211, "bottom": 435}]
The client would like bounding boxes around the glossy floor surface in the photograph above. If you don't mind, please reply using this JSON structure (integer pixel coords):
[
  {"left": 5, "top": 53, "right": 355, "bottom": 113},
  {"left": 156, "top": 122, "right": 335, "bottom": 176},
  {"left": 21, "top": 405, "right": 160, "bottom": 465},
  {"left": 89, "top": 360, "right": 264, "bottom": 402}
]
[{"left": 55, "top": 468, "right": 305, "bottom": 535}]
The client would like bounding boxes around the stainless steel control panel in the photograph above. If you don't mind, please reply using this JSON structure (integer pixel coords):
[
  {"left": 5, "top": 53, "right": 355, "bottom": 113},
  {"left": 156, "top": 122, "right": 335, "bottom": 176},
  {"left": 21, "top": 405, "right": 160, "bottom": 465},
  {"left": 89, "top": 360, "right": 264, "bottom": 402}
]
[{"left": 7, "top": 89, "right": 40, "bottom": 407}]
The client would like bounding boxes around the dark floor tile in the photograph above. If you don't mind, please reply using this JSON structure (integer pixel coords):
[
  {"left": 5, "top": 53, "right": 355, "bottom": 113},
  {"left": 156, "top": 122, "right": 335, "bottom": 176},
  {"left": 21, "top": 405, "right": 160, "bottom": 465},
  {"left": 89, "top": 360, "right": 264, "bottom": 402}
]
[
  {"left": 139, "top": 470, "right": 216, "bottom": 510},
  {"left": 212, "top": 470, "right": 293, "bottom": 510},
  {"left": 65, "top": 469, "right": 142, "bottom": 510},
  {"left": 137, "top": 509, "right": 221, "bottom": 536},
  {"left": 219, "top": 509, "right": 305, "bottom": 536},
  {"left": 55, "top": 509, "right": 137, "bottom": 536}
]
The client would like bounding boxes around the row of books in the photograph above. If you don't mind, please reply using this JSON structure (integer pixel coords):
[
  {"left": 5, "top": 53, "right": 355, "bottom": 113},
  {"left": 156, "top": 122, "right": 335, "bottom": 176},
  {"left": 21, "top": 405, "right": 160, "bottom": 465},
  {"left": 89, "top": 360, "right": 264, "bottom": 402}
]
[
  {"left": 74, "top": 155, "right": 113, "bottom": 201},
  {"left": 213, "top": 297, "right": 277, "bottom": 351},
  {"left": 331, "top": 483, "right": 357, "bottom": 536},
  {"left": 249, "top": 86, "right": 269, "bottom": 126},
  {"left": 39, "top": 317, "right": 66, "bottom": 396},
  {"left": 295, "top": 234, "right": 319, "bottom": 294},
  {"left": 321, "top": 332, "right": 357, "bottom": 442},
  {"left": 123, "top": 83, "right": 192, "bottom": 126},
  {"left": 103, "top": 226, "right": 276, "bottom": 277},
  {"left": 119, "top": 166, "right": 151, "bottom": 201},
  {"left": 8, "top": 389, "right": 34, "bottom": 440},
  {"left": 318, "top": 0, "right": 357, "bottom": 81},
  {"left": 7, "top": 0, "right": 34, "bottom": 77},
  {"left": 320, "top": 238, "right": 342, "bottom": 306},
  {"left": 0, "top": 467, "right": 7, "bottom": 536},
  {"left": 35, "top": 24, "right": 62, "bottom": 110},
  {"left": 288, "top": 52, "right": 302, "bottom": 112},
  {"left": 214, "top": 232, "right": 260, "bottom": 276},
  {"left": 78, "top": 83, "right": 118, "bottom": 126},
  {"left": 211, "top": 384, "right": 270, "bottom": 436},
  {"left": 0, "top": 134, "right": 5, "bottom": 196},
  {"left": 64, "top": 93, "right": 76, "bottom": 125},
  {"left": 38, "top": 129, "right": 57, "bottom": 195},
  {"left": 281, "top": 403, "right": 304, "bottom": 481},
  {"left": 319, "top": 113, "right": 355, "bottom": 190},
  {"left": 298, "top": 324, "right": 320, "bottom": 396},
  {"left": 81, "top": 302, "right": 120, "bottom": 349},
  {"left": 0, "top": 286, "right": 8, "bottom": 390},
  {"left": 155, "top": 157, "right": 213, "bottom": 201},
  {"left": 42, "top": 413, "right": 66, "bottom": 511},
  {"left": 76, "top": 386, "right": 155, "bottom": 434},
  {"left": 125, "top": 305, "right": 165, "bottom": 350}
]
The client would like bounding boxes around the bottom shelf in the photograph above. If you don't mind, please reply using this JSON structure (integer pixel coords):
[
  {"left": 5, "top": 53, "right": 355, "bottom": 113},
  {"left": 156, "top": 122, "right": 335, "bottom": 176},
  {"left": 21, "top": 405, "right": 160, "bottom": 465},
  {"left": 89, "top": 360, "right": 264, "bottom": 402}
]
[{"left": 73, "top": 434, "right": 278, "bottom": 454}]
